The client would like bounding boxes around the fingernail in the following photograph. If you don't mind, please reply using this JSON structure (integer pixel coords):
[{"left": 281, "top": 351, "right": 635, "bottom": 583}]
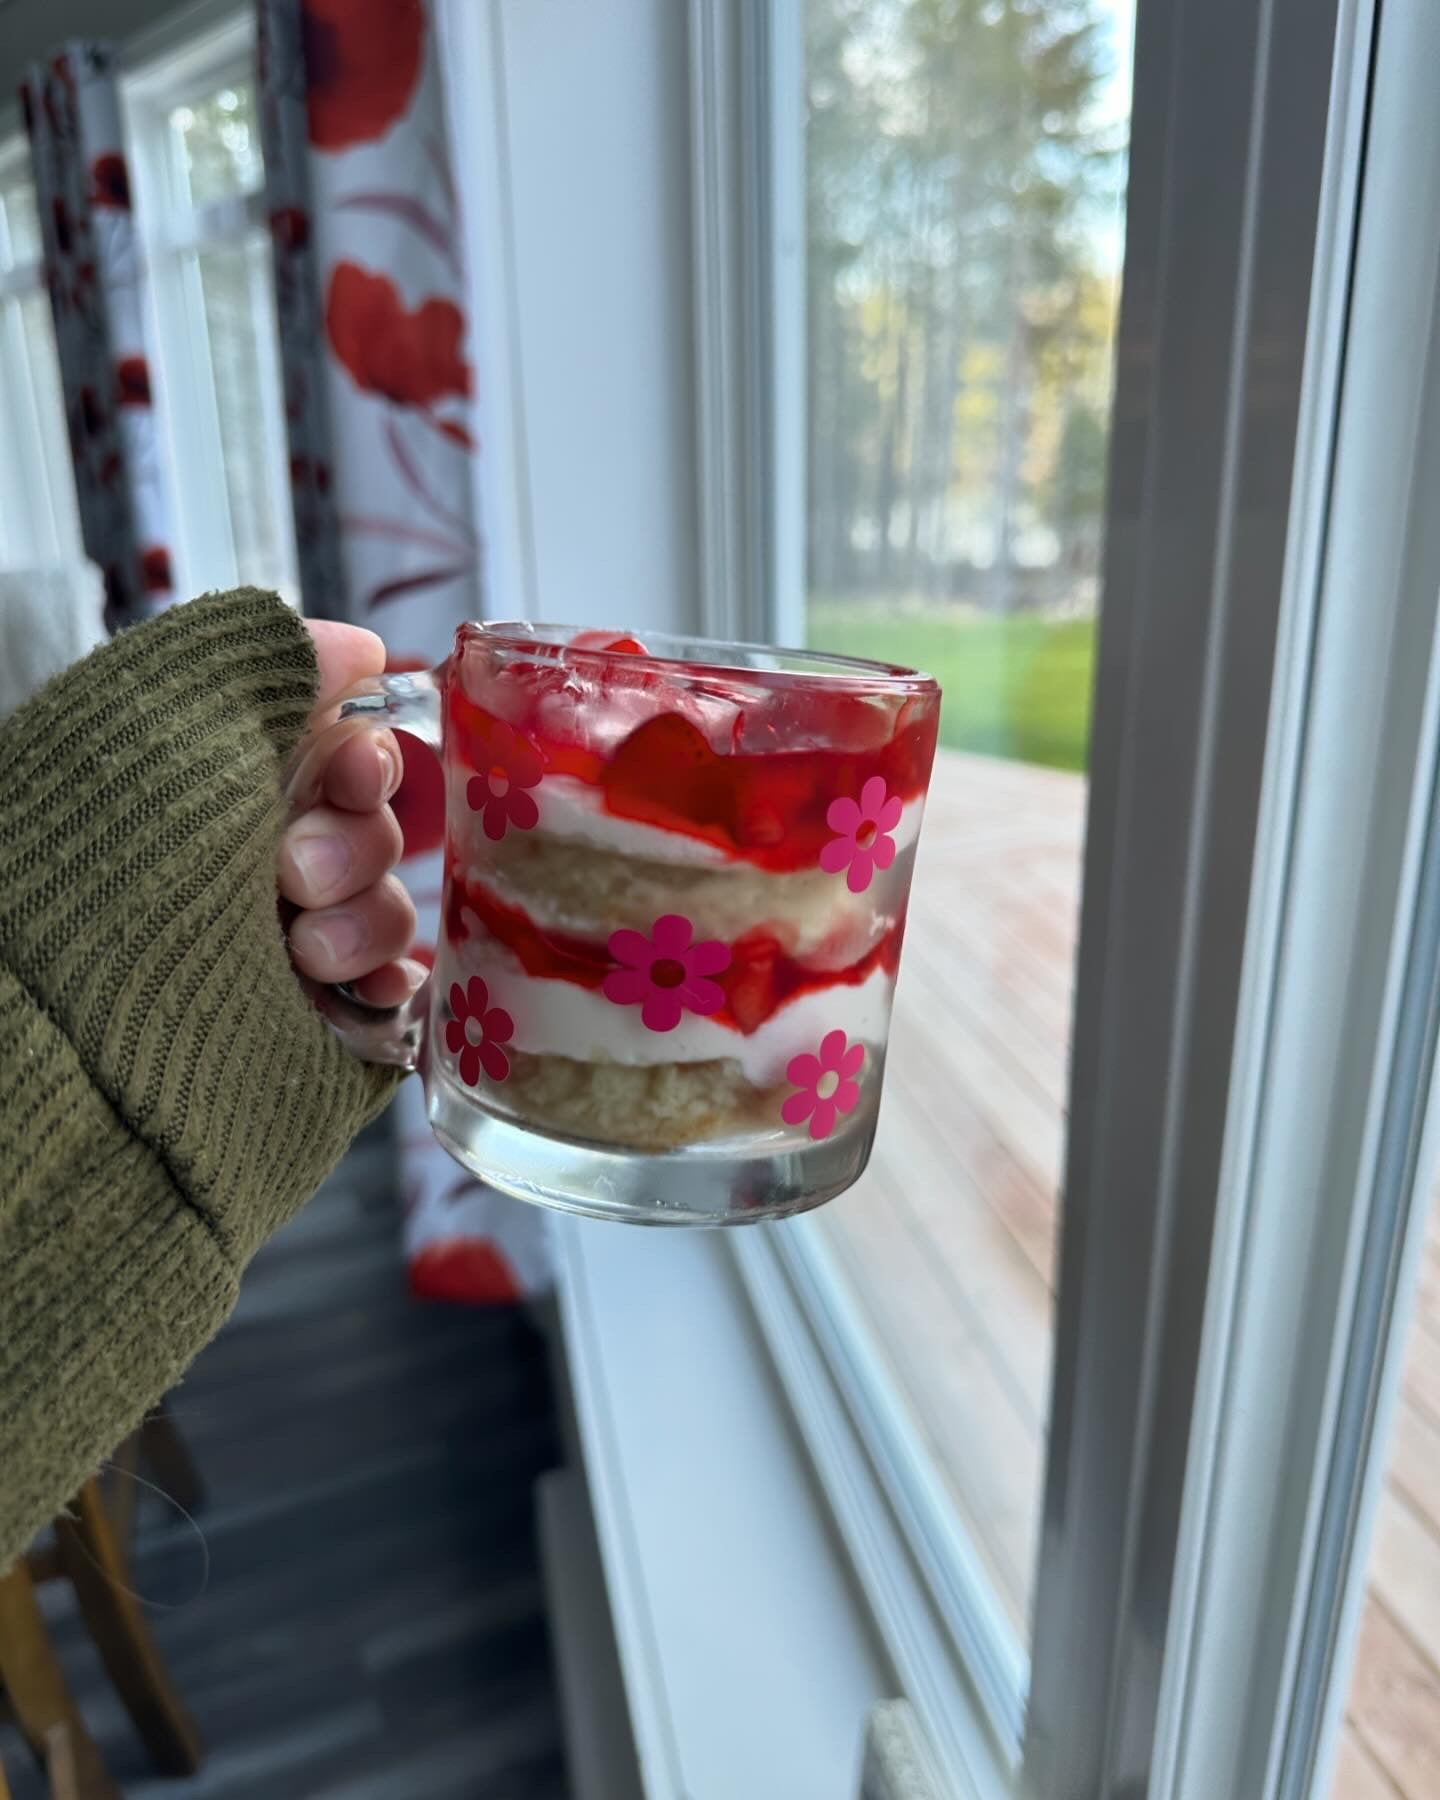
[
  {"left": 289, "top": 831, "right": 351, "bottom": 897},
  {"left": 377, "top": 734, "right": 402, "bottom": 801},
  {"left": 307, "top": 909, "right": 367, "bottom": 963}
]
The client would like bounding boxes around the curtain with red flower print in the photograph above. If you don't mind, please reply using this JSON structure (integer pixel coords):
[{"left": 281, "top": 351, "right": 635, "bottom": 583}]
[
  {"left": 258, "top": 0, "right": 552, "bottom": 1306},
  {"left": 20, "top": 44, "right": 176, "bottom": 631}
]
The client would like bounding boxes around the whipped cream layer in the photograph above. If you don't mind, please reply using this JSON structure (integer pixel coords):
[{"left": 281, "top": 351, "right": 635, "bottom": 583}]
[
  {"left": 451, "top": 771, "right": 926, "bottom": 870},
  {"left": 447, "top": 933, "right": 896, "bottom": 1088},
  {"left": 534, "top": 775, "right": 732, "bottom": 865}
]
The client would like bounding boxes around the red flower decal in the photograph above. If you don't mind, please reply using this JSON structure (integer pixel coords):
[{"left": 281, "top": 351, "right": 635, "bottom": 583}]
[
  {"left": 326, "top": 262, "right": 471, "bottom": 410},
  {"left": 445, "top": 977, "right": 514, "bottom": 1085},
  {"left": 782, "top": 1030, "right": 865, "bottom": 1140},
  {"left": 602, "top": 915, "right": 731, "bottom": 1034},
  {"left": 89, "top": 153, "right": 131, "bottom": 211},
  {"left": 269, "top": 205, "right": 310, "bottom": 251},
  {"left": 465, "top": 722, "right": 541, "bottom": 841},
  {"left": 141, "top": 547, "right": 173, "bottom": 593},
  {"left": 302, "top": 0, "right": 424, "bottom": 152},
  {"left": 114, "top": 356, "right": 151, "bottom": 407},
  {"left": 820, "top": 775, "right": 903, "bottom": 894}
]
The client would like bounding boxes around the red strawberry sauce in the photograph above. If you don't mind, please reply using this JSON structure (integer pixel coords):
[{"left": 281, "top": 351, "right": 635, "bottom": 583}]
[
  {"left": 447, "top": 870, "right": 905, "bottom": 1035},
  {"left": 448, "top": 664, "right": 939, "bottom": 875}
]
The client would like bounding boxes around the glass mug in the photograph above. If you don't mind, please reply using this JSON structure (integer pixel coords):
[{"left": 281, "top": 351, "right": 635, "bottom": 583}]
[{"left": 324, "top": 623, "right": 941, "bottom": 1225}]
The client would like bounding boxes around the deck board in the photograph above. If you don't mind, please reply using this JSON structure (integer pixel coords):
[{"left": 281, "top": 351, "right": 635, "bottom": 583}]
[{"left": 818, "top": 747, "right": 1440, "bottom": 1799}]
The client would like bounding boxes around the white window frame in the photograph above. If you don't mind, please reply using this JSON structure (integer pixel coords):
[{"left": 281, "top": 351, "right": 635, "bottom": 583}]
[
  {"left": 688, "top": 0, "right": 805, "bottom": 647},
  {"left": 0, "top": 137, "right": 83, "bottom": 572},
  {"left": 121, "top": 8, "right": 297, "bottom": 604},
  {"left": 1157, "top": 3, "right": 1440, "bottom": 1794},
  {"left": 688, "top": 0, "right": 1418, "bottom": 1796}
]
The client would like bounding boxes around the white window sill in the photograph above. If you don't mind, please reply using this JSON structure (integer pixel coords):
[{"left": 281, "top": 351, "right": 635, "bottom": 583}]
[{"left": 547, "top": 1213, "right": 891, "bottom": 1800}]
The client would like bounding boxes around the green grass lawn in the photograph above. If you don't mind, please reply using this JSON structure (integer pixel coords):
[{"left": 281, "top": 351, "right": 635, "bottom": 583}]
[{"left": 807, "top": 601, "right": 1095, "bottom": 773}]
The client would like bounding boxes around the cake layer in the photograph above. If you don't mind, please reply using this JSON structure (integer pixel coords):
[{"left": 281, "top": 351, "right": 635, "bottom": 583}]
[
  {"left": 457, "top": 805, "right": 914, "bottom": 961},
  {"left": 486, "top": 1050, "right": 785, "bottom": 1151}
]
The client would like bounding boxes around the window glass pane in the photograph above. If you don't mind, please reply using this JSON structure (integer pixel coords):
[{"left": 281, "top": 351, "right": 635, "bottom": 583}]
[
  {"left": 170, "top": 81, "right": 262, "bottom": 207},
  {"left": 0, "top": 173, "right": 43, "bottom": 268},
  {"left": 195, "top": 237, "right": 295, "bottom": 600},
  {"left": 17, "top": 291, "right": 83, "bottom": 559},
  {"left": 147, "top": 66, "right": 297, "bottom": 603},
  {"left": 1327, "top": 1205, "right": 1440, "bottom": 1799},
  {"left": 0, "top": 165, "right": 83, "bottom": 571},
  {"left": 802, "top": 0, "right": 1131, "bottom": 1635}
]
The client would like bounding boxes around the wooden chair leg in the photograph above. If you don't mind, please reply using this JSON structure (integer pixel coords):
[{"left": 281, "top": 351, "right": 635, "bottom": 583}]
[
  {"left": 137, "top": 1403, "right": 205, "bottom": 1516},
  {"left": 46, "top": 1722, "right": 80, "bottom": 1800},
  {"left": 101, "top": 1436, "right": 141, "bottom": 1554},
  {"left": 53, "top": 1484, "right": 203, "bottom": 1777},
  {"left": 0, "top": 1562, "right": 118, "bottom": 1800}
]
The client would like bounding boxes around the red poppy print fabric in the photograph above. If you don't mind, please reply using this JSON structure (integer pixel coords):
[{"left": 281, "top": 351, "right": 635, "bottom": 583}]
[
  {"left": 258, "top": 0, "right": 480, "bottom": 620},
  {"left": 21, "top": 41, "right": 175, "bottom": 630},
  {"left": 301, "top": 0, "right": 424, "bottom": 151},
  {"left": 257, "top": 2, "right": 537, "bottom": 1302},
  {"left": 325, "top": 262, "right": 470, "bottom": 411}
]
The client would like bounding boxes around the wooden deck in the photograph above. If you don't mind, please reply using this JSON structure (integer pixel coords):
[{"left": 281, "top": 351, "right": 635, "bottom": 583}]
[{"left": 817, "top": 747, "right": 1440, "bottom": 1799}]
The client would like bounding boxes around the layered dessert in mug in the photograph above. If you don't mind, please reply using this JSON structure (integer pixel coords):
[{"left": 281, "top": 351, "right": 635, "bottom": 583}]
[{"left": 433, "top": 628, "right": 940, "bottom": 1156}]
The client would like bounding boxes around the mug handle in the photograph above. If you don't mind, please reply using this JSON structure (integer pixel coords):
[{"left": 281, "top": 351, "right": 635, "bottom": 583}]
[{"left": 304, "top": 668, "right": 445, "bottom": 1072}]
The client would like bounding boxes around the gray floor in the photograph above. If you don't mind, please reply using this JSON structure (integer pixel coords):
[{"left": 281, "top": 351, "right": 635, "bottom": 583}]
[{"left": 0, "top": 1125, "right": 569, "bottom": 1799}]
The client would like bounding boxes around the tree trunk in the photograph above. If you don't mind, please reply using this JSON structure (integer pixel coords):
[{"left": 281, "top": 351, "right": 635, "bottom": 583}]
[
  {"left": 873, "top": 304, "right": 909, "bottom": 593},
  {"left": 988, "top": 234, "right": 1028, "bottom": 613},
  {"left": 807, "top": 247, "right": 840, "bottom": 595}
]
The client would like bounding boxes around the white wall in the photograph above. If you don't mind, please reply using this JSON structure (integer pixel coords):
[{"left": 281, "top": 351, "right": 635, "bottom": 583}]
[{"left": 453, "top": 0, "right": 701, "bottom": 636}]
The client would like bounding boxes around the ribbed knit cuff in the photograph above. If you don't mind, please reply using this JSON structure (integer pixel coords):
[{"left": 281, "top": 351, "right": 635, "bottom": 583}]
[
  {"left": 0, "top": 588, "right": 400, "bottom": 1267},
  {"left": 0, "top": 965, "right": 238, "bottom": 1567}
]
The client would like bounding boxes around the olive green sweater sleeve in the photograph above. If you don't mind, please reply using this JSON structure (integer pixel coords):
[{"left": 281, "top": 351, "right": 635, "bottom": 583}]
[{"left": 0, "top": 589, "right": 399, "bottom": 1567}]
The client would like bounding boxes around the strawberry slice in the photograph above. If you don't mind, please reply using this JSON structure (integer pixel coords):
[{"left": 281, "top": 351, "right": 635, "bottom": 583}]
[
  {"left": 724, "top": 931, "right": 783, "bottom": 1034},
  {"left": 569, "top": 629, "right": 649, "bottom": 654},
  {"left": 603, "top": 712, "right": 732, "bottom": 842}
]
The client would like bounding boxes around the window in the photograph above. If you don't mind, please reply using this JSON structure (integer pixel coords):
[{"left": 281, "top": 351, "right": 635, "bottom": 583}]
[
  {"left": 799, "top": 0, "right": 1132, "bottom": 1642},
  {"left": 123, "top": 18, "right": 297, "bottom": 604},
  {"left": 699, "top": 0, "right": 1440, "bottom": 1793},
  {"left": 0, "top": 145, "right": 82, "bottom": 571}
]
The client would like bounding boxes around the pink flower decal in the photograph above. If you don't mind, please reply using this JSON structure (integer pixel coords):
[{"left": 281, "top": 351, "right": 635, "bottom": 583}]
[
  {"left": 820, "top": 775, "right": 903, "bottom": 894},
  {"left": 782, "top": 1030, "right": 865, "bottom": 1140},
  {"left": 465, "top": 723, "right": 542, "bottom": 841},
  {"left": 602, "top": 914, "right": 730, "bottom": 1033},
  {"left": 445, "top": 977, "right": 514, "bottom": 1084}
]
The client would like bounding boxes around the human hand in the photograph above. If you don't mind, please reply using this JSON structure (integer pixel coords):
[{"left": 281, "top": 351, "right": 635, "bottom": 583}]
[{"left": 279, "top": 620, "right": 421, "bottom": 1009}]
